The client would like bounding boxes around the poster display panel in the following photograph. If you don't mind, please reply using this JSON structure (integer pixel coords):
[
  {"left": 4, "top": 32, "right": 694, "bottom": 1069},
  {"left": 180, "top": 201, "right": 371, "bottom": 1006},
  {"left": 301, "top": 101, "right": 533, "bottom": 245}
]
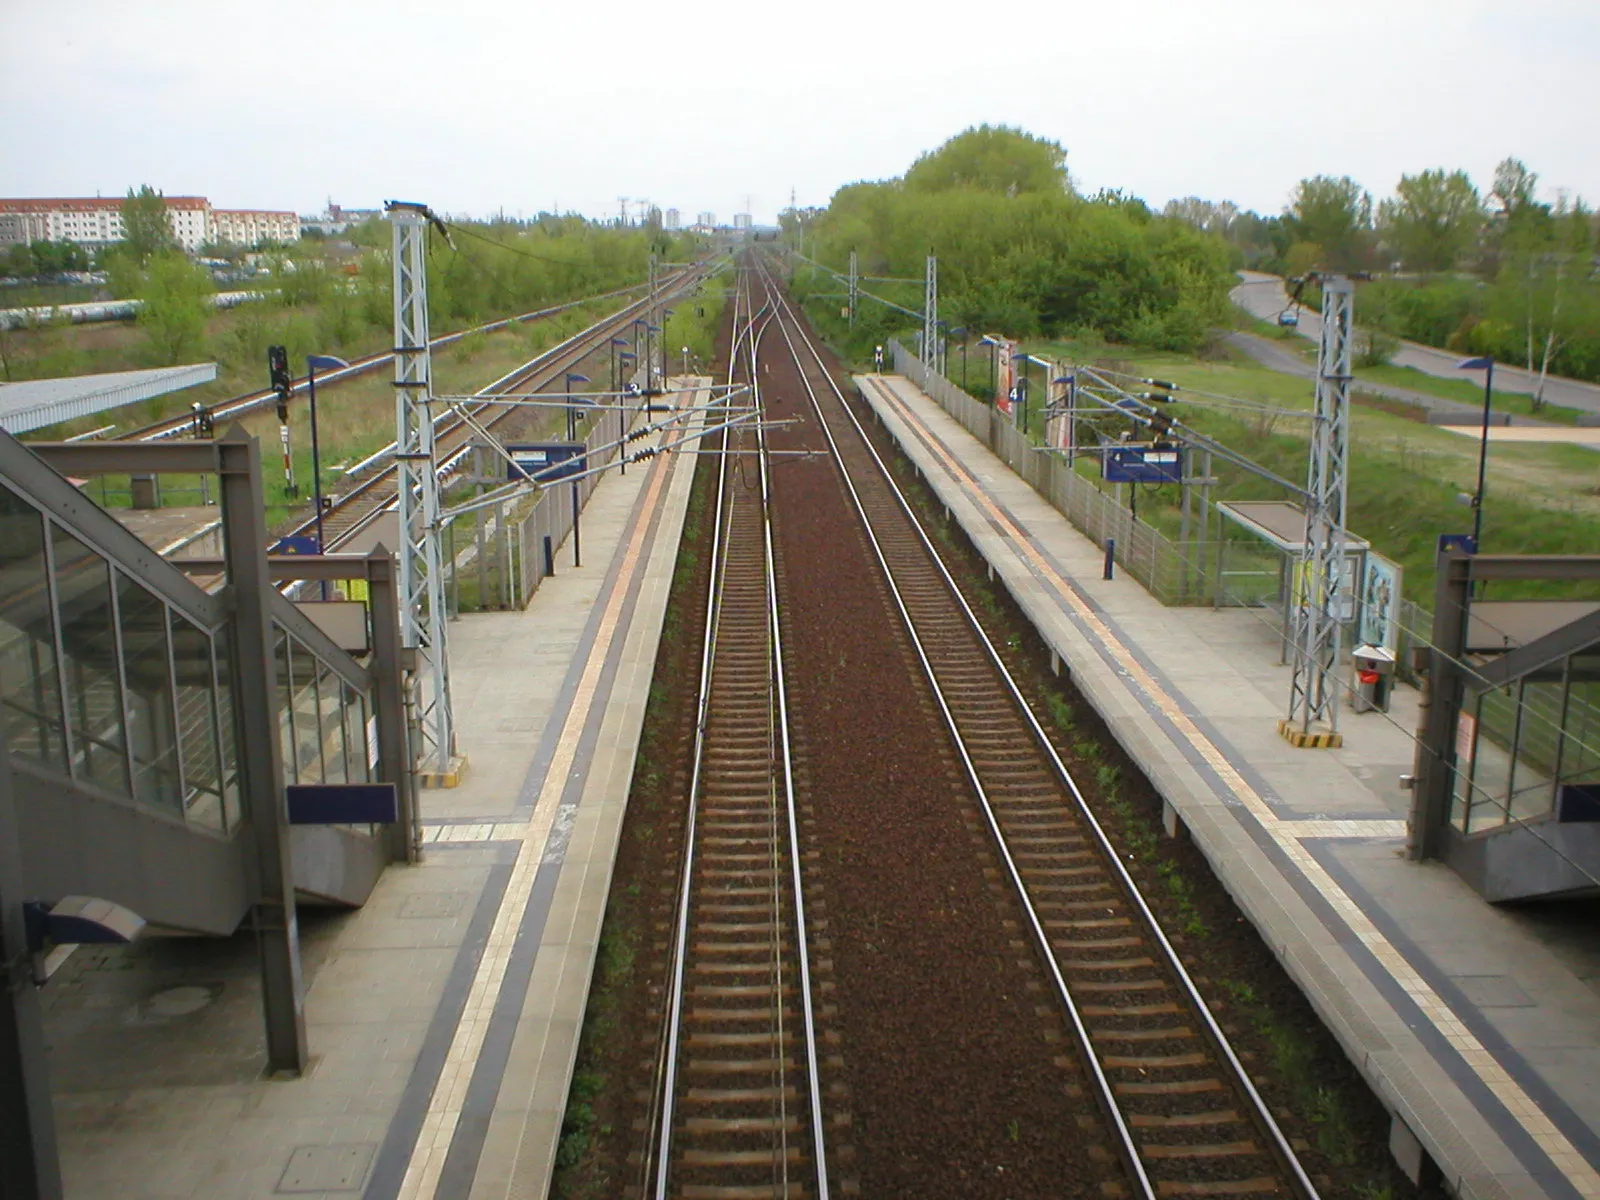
[{"left": 1358, "top": 552, "right": 1403, "bottom": 653}]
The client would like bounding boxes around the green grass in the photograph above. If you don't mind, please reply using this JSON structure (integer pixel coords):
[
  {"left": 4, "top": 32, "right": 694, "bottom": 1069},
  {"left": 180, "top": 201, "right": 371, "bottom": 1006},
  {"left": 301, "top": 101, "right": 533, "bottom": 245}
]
[
  {"left": 1219, "top": 977, "right": 1371, "bottom": 1172},
  {"left": 1020, "top": 337, "right": 1600, "bottom": 603},
  {"left": 1230, "top": 316, "right": 1592, "bottom": 425}
]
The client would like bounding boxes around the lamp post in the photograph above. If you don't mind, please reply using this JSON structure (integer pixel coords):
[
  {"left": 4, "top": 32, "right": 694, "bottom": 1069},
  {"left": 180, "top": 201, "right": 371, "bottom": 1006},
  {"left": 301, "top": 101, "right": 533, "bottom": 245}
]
[
  {"left": 617, "top": 350, "right": 636, "bottom": 476},
  {"left": 979, "top": 335, "right": 1001, "bottom": 404},
  {"left": 610, "top": 336, "right": 629, "bottom": 396},
  {"left": 682, "top": 345, "right": 690, "bottom": 377},
  {"left": 644, "top": 322, "right": 662, "bottom": 394},
  {"left": 565, "top": 372, "right": 590, "bottom": 566},
  {"left": 305, "top": 354, "right": 348, "bottom": 599},
  {"left": 1457, "top": 356, "right": 1495, "bottom": 549}
]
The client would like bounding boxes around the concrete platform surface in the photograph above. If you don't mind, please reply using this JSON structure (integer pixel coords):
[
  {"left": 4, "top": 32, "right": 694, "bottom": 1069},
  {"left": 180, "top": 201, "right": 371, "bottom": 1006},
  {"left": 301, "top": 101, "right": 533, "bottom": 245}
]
[
  {"left": 856, "top": 371, "right": 1600, "bottom": 1200},
  {"left": 41, "top": 381, "right": 710, "bottom": 1200}
]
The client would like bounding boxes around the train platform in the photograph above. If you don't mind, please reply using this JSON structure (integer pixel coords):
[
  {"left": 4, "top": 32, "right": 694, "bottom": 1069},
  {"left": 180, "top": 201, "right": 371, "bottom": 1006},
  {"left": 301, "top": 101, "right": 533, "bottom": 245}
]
[
  {"left": 855, "top": 371, "right": 1600, "bottom": 1200},
  {"left": 40, "top": 380, "right": 710, "bottom": 1200}
]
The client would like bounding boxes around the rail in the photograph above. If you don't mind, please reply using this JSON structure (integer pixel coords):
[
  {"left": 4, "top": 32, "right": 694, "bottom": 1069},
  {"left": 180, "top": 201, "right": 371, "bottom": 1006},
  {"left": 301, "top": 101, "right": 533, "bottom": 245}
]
[
  {"left": 645, "top": 268, "right": 829, "bottom": 1199},
  {"left": 763, "top": 258, "right": 1320, "bottom": 1200}
]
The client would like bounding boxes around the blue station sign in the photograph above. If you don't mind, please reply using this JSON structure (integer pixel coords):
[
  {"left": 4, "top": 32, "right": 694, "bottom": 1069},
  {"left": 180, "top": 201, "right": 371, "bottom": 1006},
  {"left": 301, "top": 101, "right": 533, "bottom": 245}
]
[
  {"left": 1102, "top": 445, "right": 1183, "bottom": 484},
  {"left": 506, "top": 442, "right": 587, "bottom": 483}
]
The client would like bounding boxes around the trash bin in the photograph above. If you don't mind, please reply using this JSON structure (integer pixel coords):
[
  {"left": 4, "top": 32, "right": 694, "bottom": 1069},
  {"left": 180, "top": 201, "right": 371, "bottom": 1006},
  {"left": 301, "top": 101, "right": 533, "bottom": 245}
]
[{"left": 1352, "top": 643, "right": 1396, "bottom": 713}]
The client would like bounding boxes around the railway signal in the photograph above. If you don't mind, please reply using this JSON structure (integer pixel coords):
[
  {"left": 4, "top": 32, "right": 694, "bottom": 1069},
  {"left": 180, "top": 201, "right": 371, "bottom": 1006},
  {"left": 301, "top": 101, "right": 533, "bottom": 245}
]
[{"left": 267, "top": 344, "right": 297, "bottom": 496}]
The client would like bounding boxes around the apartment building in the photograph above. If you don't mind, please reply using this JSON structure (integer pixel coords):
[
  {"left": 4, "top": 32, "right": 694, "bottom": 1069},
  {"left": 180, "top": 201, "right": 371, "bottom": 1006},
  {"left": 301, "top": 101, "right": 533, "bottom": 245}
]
[{"left": 0, "top": 196, "right": 299, "bottom": 251}]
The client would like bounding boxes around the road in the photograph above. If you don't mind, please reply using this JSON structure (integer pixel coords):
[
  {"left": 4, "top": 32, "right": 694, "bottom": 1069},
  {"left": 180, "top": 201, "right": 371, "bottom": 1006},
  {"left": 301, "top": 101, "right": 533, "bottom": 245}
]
[
  {"left": 1222, "top": 329, "right": 1510, "bottom": 424},
  {"left": 1230, "top": 271, "right": 1600, "bottom": 420}
]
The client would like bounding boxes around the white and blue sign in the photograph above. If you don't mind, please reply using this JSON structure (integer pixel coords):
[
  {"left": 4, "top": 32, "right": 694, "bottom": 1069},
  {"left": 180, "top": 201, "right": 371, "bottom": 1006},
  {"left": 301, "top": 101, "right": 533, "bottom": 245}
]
[
  {"left": 506, "top": 442, "right": 587, "bottom": 483},
  {"left": 1102, "top": 445, "right": 1183, "bottom": 484}
]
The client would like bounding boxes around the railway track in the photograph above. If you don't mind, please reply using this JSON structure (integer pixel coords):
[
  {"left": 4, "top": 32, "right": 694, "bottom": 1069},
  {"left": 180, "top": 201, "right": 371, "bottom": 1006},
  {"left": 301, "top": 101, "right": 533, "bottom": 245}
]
[
  {"left": 268, "top": 264, "right": 710, "bottom": 553},
  {"left": 119, "top": 281, "right": 654, "bottom": 442},
  {"left": 643, "top": 271, "right": 830, "bottom": 1199},
  {"left": 753, "top": 257, "right": 1320, "bottom": 1200}
]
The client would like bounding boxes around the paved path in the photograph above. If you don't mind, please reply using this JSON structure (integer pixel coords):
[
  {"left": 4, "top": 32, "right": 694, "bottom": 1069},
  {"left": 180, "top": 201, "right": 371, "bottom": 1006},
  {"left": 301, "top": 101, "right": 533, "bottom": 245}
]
[
  {"left": 857, "top": 369, "right": 1600, "bottom": 1200},
  {"left": 43, "top": 381, "right": 710, "bottom": 1200},
  {"left": 1223, "top": 329, "right": 1505, "bottom": 422},
  {"left": 1232, "top": 271, "right": 1600, "bottom": 419}
]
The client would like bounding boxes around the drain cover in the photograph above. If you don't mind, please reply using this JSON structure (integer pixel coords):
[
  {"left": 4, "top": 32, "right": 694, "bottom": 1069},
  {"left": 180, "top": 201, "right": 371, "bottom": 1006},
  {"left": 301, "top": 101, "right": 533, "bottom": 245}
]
[{"left": 277, "top": 1144, "right": 375, "bottom": 1193}]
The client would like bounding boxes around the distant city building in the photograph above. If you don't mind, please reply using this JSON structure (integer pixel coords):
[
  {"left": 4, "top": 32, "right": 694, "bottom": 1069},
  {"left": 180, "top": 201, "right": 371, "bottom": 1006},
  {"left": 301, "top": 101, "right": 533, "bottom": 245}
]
[
  {"left": 733, "top": 213, "right": 753, "bottom": 231},
  {"left": 664, "top": 208, "right": 681, "bottom": 231},
  {"left": 211, "top": 209, "right": 299, "bottom": 246},
  {"left": 299, "top": 201, "right": 382, "bottom": 237},
  {"left": 697, "top": 211, "right": 715, "bottom": 228},
  {"left": 0, "top": 195, "right": 299, "bottom": 251}
]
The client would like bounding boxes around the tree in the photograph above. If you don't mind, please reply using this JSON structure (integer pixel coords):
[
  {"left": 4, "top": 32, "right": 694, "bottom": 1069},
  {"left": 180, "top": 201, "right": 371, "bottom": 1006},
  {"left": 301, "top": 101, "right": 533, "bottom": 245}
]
[
  {"left": 120, "top": 185, "right": 177, "bottom": 266},
  {"left": 136, "top": 252, "right": 211, "bottom": 364},
  {"left": 1377, "top": 169, "right": 1483, "bottom": 273},
  {"left": 904, "top": 125, "right": 1069, "bottom": 197},
  {"left": 1490, "top": 157, "right": 1539, "bottom": 217},
  {"left": 1284, "top": 175, "right": 1373, "bottom": 270}
]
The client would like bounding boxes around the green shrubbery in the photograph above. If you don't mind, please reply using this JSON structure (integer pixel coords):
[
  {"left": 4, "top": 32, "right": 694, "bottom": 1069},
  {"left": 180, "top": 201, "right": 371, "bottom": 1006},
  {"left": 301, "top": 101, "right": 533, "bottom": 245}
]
[{"left": 789, "top": 126, "right": 1236, "bottom": 360}]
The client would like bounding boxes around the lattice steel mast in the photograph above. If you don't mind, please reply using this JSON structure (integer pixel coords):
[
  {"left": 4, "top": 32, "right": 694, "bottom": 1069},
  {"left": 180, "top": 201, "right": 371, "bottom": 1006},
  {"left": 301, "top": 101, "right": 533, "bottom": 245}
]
[
  {"left": 387, "top": 201, "right": 456, "bottom": 774},
  {"left": 922, "top": 254, "right": 938, "bottom": 369},
  {"left": 1283, "top": 276, "right": 1353, "bottom": 744},
  {"left": 847, "top": 250, "right": 858, "bottom": 330}
]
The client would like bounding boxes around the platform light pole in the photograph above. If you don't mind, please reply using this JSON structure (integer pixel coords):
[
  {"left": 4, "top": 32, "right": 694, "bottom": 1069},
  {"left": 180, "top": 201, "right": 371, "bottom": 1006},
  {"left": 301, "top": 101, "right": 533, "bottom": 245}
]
[
  {"left": 949, "top": 327, "right": 968, "bottom": 391},
  {"left": 979, "top": 335, "right": 1001, "bottom": 401},
  {"left": 1457, "top": 356, "right": 1495, "bottom": 550},
  {"left": 644, "top": 322, "right": 662, "bottom": 394},
  {"left": 304, "top": 355, "right": 347, "bottom": 554},
  {"left": 610, "top": 336, "right": 629, "bottom": 397},
  {"left": 617, "top": 350, "right": 636, "bottom": 476},
  {"left": 1012, "top": 351, "right": 1030, "bottom": 434},
  {"left": 565, "top": 372, "right": 589, "bottom": 567}
]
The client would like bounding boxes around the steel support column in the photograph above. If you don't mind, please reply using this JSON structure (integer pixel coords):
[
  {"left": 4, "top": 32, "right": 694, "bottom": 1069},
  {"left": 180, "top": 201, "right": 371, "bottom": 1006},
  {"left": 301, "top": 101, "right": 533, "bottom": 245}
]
[
  {"left": 848, "top": 251, "right": 858, "bottom": 330},
  {"left": 922, "top": 254, "right": 938, "bottom": 370},
  {"left": 366, "top": 548, "right": 417, "bottom": 863},
  {"left": 217, "top": 428, "right": 307, "bottom": 1074},
  {"left": 0, "top": 740, "right": 62, "bottom": 1200},
  {"left": 1285, "top": 277, "right": 1353, "bottom": 739},
  {"left": 387, "top": 202, "right": 455, "bottom": 774}
]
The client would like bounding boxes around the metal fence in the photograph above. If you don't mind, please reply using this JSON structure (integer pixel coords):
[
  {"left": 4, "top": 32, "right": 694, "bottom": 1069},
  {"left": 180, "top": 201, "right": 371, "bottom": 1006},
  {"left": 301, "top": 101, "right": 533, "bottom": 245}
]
[
  {"left": 890, "top": 342, "right": 1277, "bottom": 608},
  {"left": 446, "top": 392, "right": 634, "bottom": 612}
]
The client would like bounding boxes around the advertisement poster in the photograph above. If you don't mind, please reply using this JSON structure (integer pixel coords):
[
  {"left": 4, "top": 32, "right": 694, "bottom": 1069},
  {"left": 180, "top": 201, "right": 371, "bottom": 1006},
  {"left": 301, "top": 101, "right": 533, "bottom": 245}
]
[
  {"left": 991, "top": 335, "right": 1016, "bottom": 416},
  {"left": 1045, "top": 368, "right": 1074, "bottom": 451},
  {"left": 1358, "top": 552, "right": 1402, "bottom": 652}
]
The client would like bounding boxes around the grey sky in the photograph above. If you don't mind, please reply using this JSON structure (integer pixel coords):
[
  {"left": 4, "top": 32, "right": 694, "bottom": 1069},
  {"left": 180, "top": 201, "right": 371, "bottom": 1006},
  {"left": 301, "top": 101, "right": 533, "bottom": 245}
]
[{"left": 2, "top": 0, "right": 1595, "bottom": 225}]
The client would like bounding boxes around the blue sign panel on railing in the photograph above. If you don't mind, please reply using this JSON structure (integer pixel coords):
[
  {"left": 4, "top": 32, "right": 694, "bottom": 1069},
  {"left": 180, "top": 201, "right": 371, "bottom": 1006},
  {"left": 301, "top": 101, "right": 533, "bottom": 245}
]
[
  {"left": 506, "top": 442, "right": 587, "bottom": 483},
  {"left": 273, "top": 535, "right": 321, "bottom": 556},
  {"left": 287, "top": 783, "right": 398, "bottom": 824},
  {"left": 1102, "top": 445, "right": 1183, "bottom": 484}
]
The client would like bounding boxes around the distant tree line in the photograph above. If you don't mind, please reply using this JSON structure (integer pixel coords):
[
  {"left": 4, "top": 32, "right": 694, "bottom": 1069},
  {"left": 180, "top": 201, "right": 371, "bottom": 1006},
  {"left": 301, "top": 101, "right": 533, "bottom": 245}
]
[
  {"left": 1163, "top": 158, "right": 1600, "bottom": 386},
  {"left": 788, "top": 125, "right": 1237, "bottom": 359}
]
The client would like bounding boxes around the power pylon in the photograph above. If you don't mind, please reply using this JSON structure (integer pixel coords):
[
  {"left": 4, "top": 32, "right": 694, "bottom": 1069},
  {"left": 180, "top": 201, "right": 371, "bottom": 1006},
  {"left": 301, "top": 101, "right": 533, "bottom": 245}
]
[
  {"left": 386, "top": 201, "right": 456, "bottom": 774},
  {"left": 1283, "top": 276, "right": 1354, "bottom": 745}
]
